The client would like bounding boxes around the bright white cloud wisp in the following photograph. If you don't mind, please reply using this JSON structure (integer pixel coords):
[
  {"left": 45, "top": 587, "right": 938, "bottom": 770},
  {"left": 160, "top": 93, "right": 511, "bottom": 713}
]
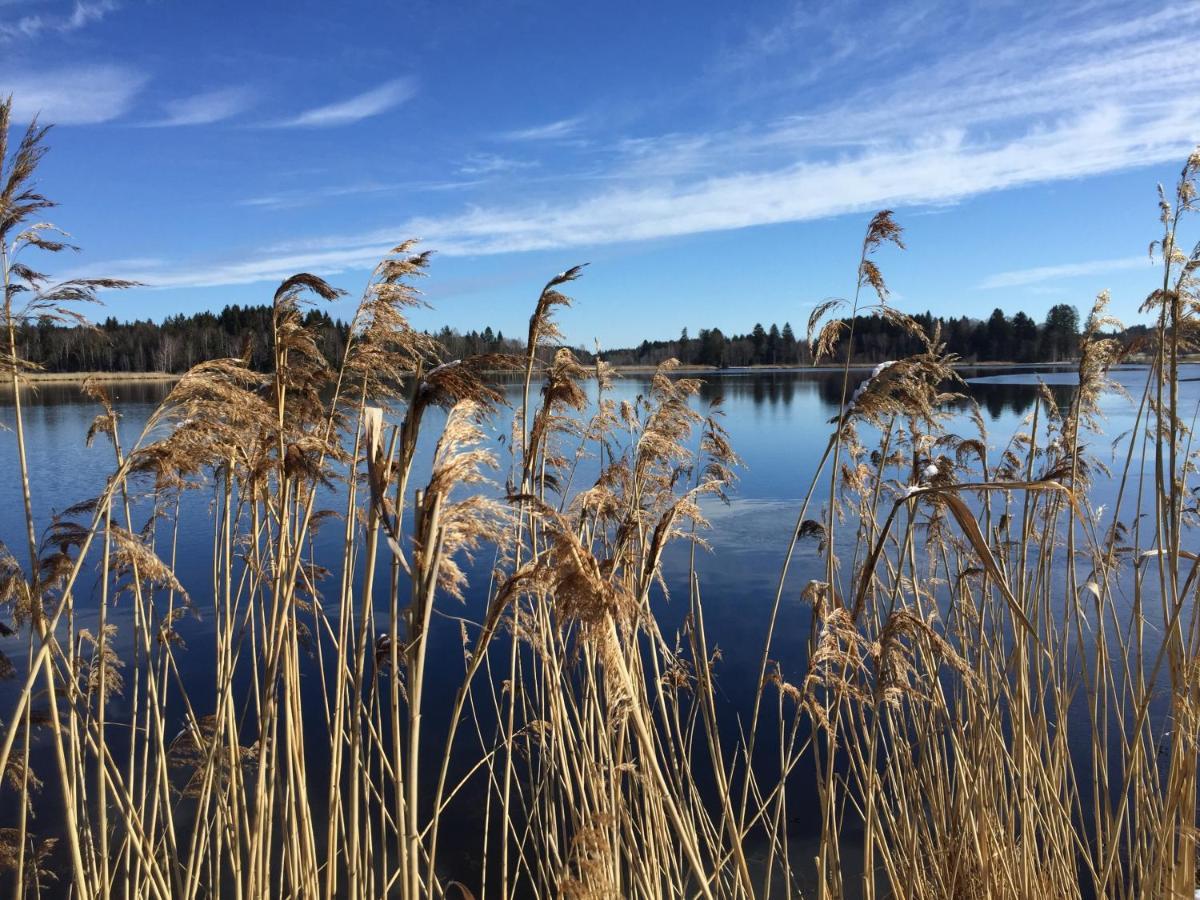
[
  {"left": 274, "top": 78, "right": 417, "bottom": 128},
  {"left": 500, "top": 117, "right": 584, "bottom": 141},
  {"left": 978, "top": 257, "right": 1153, "bottom": 290},
  {"left": 5, "top": 64, "right": 146, "bottom": 124},
  {"left": 97, "top": 99, "right": 1198, "bottom": 290},
  {"left": 0, "top": 0, "right": 118, "bottom": 42},
  {"left": 150, "top": 87, "right": 256, "bottom": 126},
  {"left": 79, "top": 2, "right": 1200, "bottom": 290}
]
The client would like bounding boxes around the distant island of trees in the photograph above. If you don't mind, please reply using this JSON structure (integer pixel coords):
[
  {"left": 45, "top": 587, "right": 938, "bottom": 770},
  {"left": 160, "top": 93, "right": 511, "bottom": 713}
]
[{"left": 13, "top": 301, "right": 1130, "bottom": 375}]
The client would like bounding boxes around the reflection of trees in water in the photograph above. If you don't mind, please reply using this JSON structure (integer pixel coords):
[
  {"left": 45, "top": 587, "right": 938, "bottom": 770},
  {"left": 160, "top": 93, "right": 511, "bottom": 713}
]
[
  {"left": 0, "top": 380, "right": 175, "bottom": 409},
  {"left": 3, "top": 372, "right": 1080, "bottom": 424},
  {"left": 956, "top": 382, "right": 1075, "bottom": 421},
  {"left": 698, "top": 371, "right": 1078, "bottom": 422},
  {"left": 700, "top": 375, "right": 800, "bottom": 408}
]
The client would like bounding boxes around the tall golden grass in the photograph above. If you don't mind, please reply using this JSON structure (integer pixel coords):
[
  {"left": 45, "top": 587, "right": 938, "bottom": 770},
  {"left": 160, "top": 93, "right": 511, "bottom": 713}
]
[{"left": 2, "top": 96, "right": 1199, "bottom": 898}]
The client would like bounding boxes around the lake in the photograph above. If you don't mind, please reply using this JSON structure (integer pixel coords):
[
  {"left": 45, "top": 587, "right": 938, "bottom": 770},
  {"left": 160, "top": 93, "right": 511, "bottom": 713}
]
[{"left": 0, "top": 363, "right": 1188, "bottom": 895}]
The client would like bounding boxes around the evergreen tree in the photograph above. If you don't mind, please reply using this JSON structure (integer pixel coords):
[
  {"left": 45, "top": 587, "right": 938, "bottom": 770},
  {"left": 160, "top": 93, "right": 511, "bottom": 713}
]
[
  {"left": 1042, "top": 304, "right": 1080, "bottom": 361},
  {"left": 986, "top": 308, "right": 1013, "bottom": 360},
  {"left": 16, "top": 300, "right": 1115, "bottom": 374},
  {"left": 750, "top": 323, "right": 767, "bottom": 364},
  {"left": 1011, "top": 311, "right": 1039, "bottom": 361},
  {"left": 781, "top": 322, "right": 797, "bottom": 364}
]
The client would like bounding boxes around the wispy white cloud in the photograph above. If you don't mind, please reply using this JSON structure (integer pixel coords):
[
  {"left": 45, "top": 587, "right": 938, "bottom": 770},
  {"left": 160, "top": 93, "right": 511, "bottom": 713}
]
[
  {"left": 4, "top": 64, "right": 146, "bottom": 124},
  {"left": 0, "top": 0, "right": 118, "bottom": 42},
  {"left": 499, "top": 116, "right": 583, "bottom": 142},
  {"left": 412, "top": 104, "right": 1194, "bottom": 256},
  {"left": 85, "top": 2, "right": 1200, "bottom": 289},
  {"left": 148, "top": 87, "right": 256, "bottom": 126},
  {"left": 458, "top": 153, "right": 538, "bottom": 176},
  {"left": 273, "top": 78, "right": 416, "bottom": 128},
  {"left": 81, "top": 245, "right": 401, "bottom": 290},
  {"left": 978, "top": 256, "right": 1152, "bottom": 290},
  {"left": 97, "top": 99, "right": 1198, "bottom": 290},
  {"left": 240, "top": 178, "right": 480, "bottom": 211},
  {"left": 715, "top": 0, "right": 931, "bottom": 81},
  {"left": 241, "top": 184, "right": 398, "bottom": 210},
  {"left": 614, "top": 8, "right": 1200, "bottom": 181}
]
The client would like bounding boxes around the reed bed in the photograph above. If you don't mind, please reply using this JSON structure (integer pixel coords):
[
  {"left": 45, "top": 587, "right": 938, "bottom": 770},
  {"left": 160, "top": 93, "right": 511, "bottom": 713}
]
[{"left": 1, "top": 97, "right": 1199, "bottom": 898}]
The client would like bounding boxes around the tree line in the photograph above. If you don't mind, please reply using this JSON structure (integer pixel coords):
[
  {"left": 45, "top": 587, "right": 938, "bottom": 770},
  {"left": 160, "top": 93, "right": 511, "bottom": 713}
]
[
  {"left": 16, "top": 306, "right": 349, "bottom": 374},
  {"left": 598, "top": 303, "right": 1087, "bottom": 367},
  {"left": 14, "top": 301, "right": 1095, "bottom": 374}
]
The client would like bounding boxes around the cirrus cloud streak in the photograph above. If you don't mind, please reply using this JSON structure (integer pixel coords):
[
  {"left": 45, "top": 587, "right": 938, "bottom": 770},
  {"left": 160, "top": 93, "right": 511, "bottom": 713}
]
[
  {"left": 93, "top": 100, "right": 1198, "bottom": 290},
  {"left": 272, "top": 78, "right": 416, "bottom": 128}
]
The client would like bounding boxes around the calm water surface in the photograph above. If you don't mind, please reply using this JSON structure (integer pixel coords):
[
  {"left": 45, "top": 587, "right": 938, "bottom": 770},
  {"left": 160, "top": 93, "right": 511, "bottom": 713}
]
[
  {"left": 0, "top": 364, "right": 1191, "bottom": 890},
  {"left": 0, "top": 367, "right": 1120, "bottom": 692}
]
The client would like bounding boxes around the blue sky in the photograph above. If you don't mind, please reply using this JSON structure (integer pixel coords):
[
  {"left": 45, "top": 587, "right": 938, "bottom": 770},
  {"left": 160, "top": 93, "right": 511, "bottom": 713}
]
[{"left": 3, "top": 0, "right": 1199, "bottom": 346}]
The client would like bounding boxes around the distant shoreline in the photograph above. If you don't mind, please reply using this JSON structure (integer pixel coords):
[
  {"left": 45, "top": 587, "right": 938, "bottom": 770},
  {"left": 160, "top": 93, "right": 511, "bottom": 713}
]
[
  {"left": 0, "top": 360, "right": 1129, "bottom": 385},
  {"left": 14, "top": 371, "right": 182, "bottom": 384}
]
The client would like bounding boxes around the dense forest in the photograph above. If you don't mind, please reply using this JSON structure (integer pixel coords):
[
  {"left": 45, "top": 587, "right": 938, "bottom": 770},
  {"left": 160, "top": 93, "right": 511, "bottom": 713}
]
[
  {"left": 602, "top": 303, "right": 1092, "bottom": 367},
  {"left": 14, "top": 301, "right": 1106, "bottom": 373}
]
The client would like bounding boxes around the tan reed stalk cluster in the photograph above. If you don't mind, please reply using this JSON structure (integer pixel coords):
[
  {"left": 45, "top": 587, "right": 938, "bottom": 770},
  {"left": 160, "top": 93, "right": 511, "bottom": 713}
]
[{"left": 1, "top": 96, "right": 1199, "bottom": 899}]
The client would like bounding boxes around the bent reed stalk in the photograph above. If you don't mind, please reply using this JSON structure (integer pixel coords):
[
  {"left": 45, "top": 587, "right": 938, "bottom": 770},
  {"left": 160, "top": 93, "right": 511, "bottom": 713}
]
[{"left": 1, "top": 99, "right": 1199, "bottom": 898}]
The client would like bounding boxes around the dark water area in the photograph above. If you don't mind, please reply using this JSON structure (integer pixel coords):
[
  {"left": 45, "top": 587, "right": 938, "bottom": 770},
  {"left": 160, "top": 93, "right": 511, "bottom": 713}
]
[{"left": 0, "top": 363, "right": 1191, "bottom": 892}]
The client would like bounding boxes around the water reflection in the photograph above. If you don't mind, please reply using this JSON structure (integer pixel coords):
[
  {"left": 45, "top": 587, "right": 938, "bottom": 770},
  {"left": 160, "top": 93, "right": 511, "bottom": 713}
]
[
  {"left": 0, "top": 366, "right": 1082, "bottom": 418},
  {"left": 0, "top": 367, "right": 1105, "bottom": 556},
  {"left": 0, "top": 364, "right": 1178, "bottom": 893},
  {"left": 0, "top": 378, "right": 176, "bottom": 408},
  {"left": 698, "top": 366, "right": 1072, "bottom": 422}
]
